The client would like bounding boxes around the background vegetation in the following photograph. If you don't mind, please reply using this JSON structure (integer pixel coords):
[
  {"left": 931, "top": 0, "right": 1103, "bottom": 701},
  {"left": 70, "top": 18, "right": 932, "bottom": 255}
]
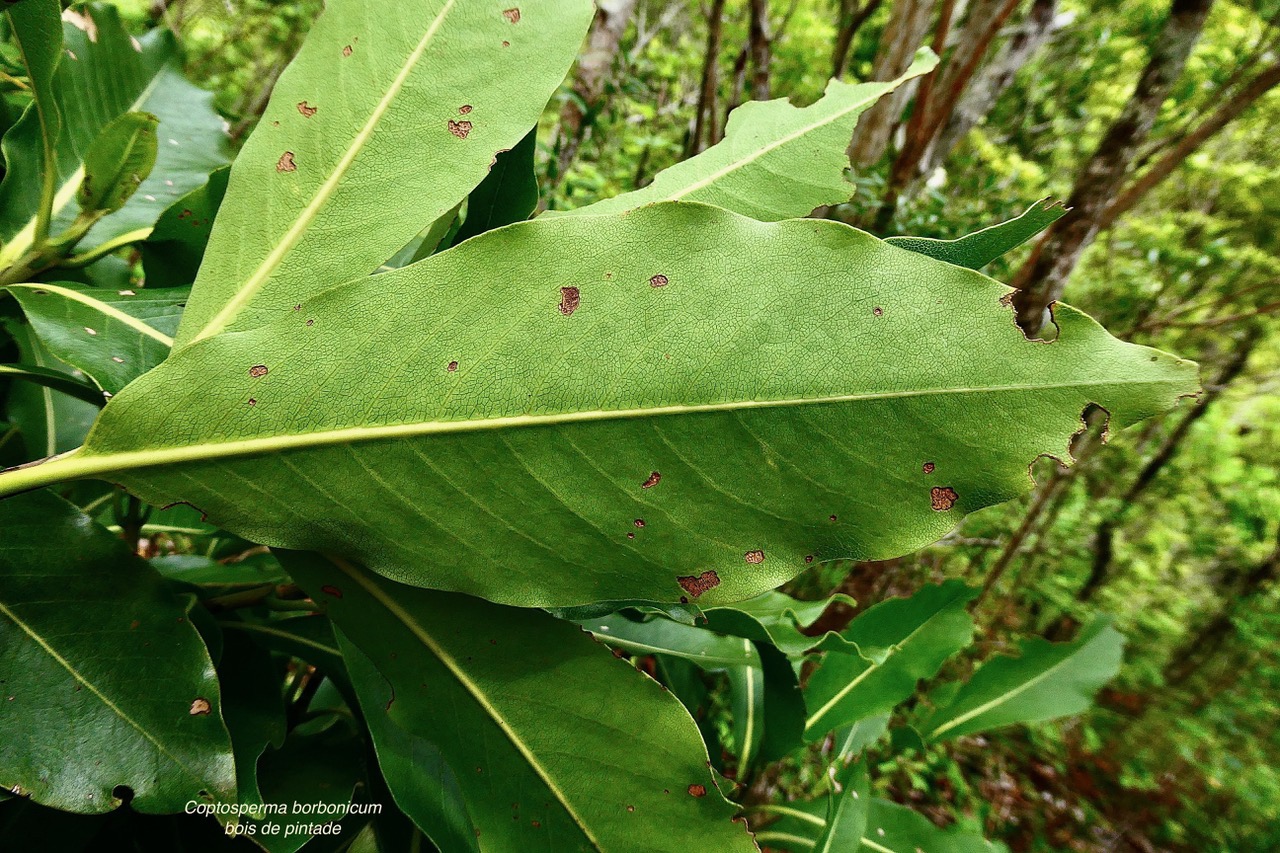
[{"left": 1, "top": 1, "right": 1277, "bottom": 850}]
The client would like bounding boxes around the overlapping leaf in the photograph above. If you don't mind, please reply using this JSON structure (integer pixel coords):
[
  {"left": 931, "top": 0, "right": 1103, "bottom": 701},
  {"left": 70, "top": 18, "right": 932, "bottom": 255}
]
[
  {"left": 6, "top": 283, "right": 184, "bottom": 394},
  {"left": 0, "top": 489, "right": 235, "bottom": 814},
  {"left": 804, "top": 582, "right": 977, "bottom": 741},
  {"left": 0, "top": 3, "right": 230, "bottom": 265},
  {"left": 0, "top": 203, "right": 1197, "bottom": 606},
  {"left": 885, "top": 198, "right": 1068, "bottom": 270},
  {"left": 559, "top": 49, "right": 937, "bottom": 221},
  {"left": 280, "top": 551, "right": 758, "bottom": 853},
  {"left": 174, "top": 0, "right": 596, "bottom": 346},
  {"left": 921, "top": 618, "right": 1125, "bottom": 741}
]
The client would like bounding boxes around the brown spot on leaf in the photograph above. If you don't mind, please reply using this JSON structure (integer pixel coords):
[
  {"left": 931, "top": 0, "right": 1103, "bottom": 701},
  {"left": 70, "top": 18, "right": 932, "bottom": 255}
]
[
  {"left": 677, "top": 571, "right": 720, "bottom": 598},
  {"left": 321, "top": 585, "right": 343, "bottom": 599},
  {"left": 641, "top": 471, "right": 662, "bottom": 489},
  {"left": 873, "top": 307, "right": 884, "bottom": 317},
  {"left": 804, "top": 554, "right": 814, "bottom": 563},
  {"left": 679, "top": 596, "right": 689, "bottom": 604},
  {"left": 829, "top": 514, "right": 838, "bottom": 522},
  {"left": 626, "top": 805, "right": 635, "bottom": 813},
  {"left": 559, "top": 286, "right": 581, "bottom": 316},
  {"left": 448, "top": 119, "right": 473, "bottom": 139},
  {"left": 634, "top": 518, "right": 646, "bottom": 528},
  {"left": 459, "top": 104, "right": 473, "bottom": 115},
  {"left": 626, "top": 532, "right": 635, "bottom": 539},
  {"left": 249, "top": 364, "right": 269, "bottom": 378},
  {"left": 503, "top": 7, "right": 521, "bottom": 22},
  {"left": 297, "top": 101, "right": 317, "bottom": 118},
  {"left": 688, "top": 784, "right": 707, "bottom": 798},
  {"left": 502, "top": 40, "right": 511, "bottom": 47},
  {"left": 649, "top": 274, "right": 669, "bottom": 288},
  {"left": 189, "top": 698, "right": 211, "bottom": 716},
  {"left": 276, "top": 151, "right": 296, "bottom": 172},
  {"left": 930, "top": 486, "right": 959, "bottom": 511},
  {"left": 306, "top": 319, "right": 315, "bottom": 327},
  {"left": 130, "top": 620, "right": 140, "bottom": 630},
  {"left": 611, "top": 648, "right": 626, "bottom": 659},
  {"left": 342, "top": 45, "right": 353, "bottom": 57},
  {"left": 247, "top": 398, "right": 257, "bottom": 407},
  {"left": 744, "top": 550, "right": 765, "bottom": 564},
  {"left": 447, "top": 360, "right": 459, "bottom": 372},
  {"left": 923, "top": 461, "right": 935, "bottom": 474}
]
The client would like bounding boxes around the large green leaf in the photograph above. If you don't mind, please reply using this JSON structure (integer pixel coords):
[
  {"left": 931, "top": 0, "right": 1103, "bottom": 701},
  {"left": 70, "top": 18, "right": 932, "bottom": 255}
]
[
  {"left": 0, "top": 489, "right": 235, "bottom": 813},
  {"left": 173, "top": 0, "right": 595, "bottom": 346},
  {"left": 0, "top": 0, "right": 63, "bottom": 247},
  {"left": 140, "top": 167, "right": 228, "bottom": 288},
  {"left": 451, "top": 127, "right": 538, "bottom": 245},
  {"left": 3, "top": 321, "right": 99, "bottom": 456},
  {"left": 0, "top": 3, "right": 230, "bottom": 265},
  {"left": 6, "top": 282, "right": 184, "bottom": 394},
  {"left": 921, "top": 617, "right": 1125, "bottom": 741},
  {"left": 751, "top": 797, "right": 1001, "bottom": 853},
  {"left": 280, "top": 551, "right": 759, "bottom": 853},
  {"left": 0, "top": 204, "right": 1198, "bottom": 606},
  {"left": 558, "top": 49, "right": 937, "bottom": 221},
  {"left": 814, "top": 762, "right": 869, "bottom": 853},
  {"left": 76, "top": 111, "right": 159, "bottom": 217},
  {"left": 803, "top": 582, "right": 977, "bottom": 741},
  {"left": 885, "top": 198, "right": 1068, "bottom": 271}
]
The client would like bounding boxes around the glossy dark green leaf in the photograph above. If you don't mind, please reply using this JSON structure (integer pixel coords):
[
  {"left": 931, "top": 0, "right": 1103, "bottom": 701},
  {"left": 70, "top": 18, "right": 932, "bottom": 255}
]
[
  {"left": 6, "top": 282, "right": 184, "bottom": 394},
  {"left": 858, "top": 799, "right": 1002, "bottom": 853},
  {"left": 341, "top": 639, "right": 480, "bottom": 853},
  {"left": 583, "top": 613, "right": 760, "bottom": 668},
  {"left": 0, "top": 0, "right": 62, "bottom": 246},
  {"left": 451, "top": 128, "right": 538, "bottom": 245},
  {"left": 804, "top": 582, "right": 977, "bottom": 742},
  {"left": 0, "top": 360, "right": 102, "bottom": 405},
  {"left": 885, "top": 198, "right": 1068, "bottom": 270},
  {"left": 815, "top": 762, "right": 869, "bottom": 853},
  {"left": 216, "top": 630, "right": 286, "bottom": 809},
  {"left": 280, "top": 551, "right": 759, "bottom": 853},
  {"left": 921, "top": 617, "right": 1125, "bottom": 742},
  {"left": 77, "top": 111, "right": 158, "bottom": 216},
  {"left": 0, "top": 489, "right": 235, "bottom": 813},
  {"left": 141, "top": 167, "right": 228, "bottom": 288},
  {"left": 0, "top": 4, "right": 230, "bottom": 264},
  {"left": 3, "top": 321, "right": 98, "bottom": 456}
]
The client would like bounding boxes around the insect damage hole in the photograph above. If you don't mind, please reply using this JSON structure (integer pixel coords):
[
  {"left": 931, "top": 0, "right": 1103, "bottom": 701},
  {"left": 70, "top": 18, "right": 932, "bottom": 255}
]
[
  {"left": 276, "top": 151, "right": 297, "bottom": 172},
  {"left": 447, "top": 360, "right": 459, "bottom": 372},
  {"left": 297, "top": 101, "right": 317, "bottom": 117},
  {"left": 448, "top": 119, "right": 473, "bottom": 139},
  {"left": 342, "top": 45, "right": 353, "bottom": 57},
  {"left": 677, "top": 571, "right": 720, "bottom": 598},
  {"left": 558, "top": 286, "right": 581, "bottom": 316},
  {"left": 248, "top": 364, "right": 269, "bottom": 378},
  {"left": 930, "top": 486, "right": 959, "bottom": 511},
  {"left": 503, "top": 7, "right": 521, "bottom": 23},
  {"left": 189, "top": 698, "right": 211, "bottom": 716}
]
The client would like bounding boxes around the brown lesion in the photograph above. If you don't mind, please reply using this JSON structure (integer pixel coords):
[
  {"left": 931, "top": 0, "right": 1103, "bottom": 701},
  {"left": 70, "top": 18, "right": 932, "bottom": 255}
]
[
  {"left": 641, "top": 471, "right": 661, "bottom": 489},
  {"left": 649, "top": 274, "right": 669, "bottom": 288},
  {"left": 923, "top": 461, "right": 936, "bottom": 474},
  {"left": 744, "top": 550, "right": 765, "bottom": 564},
  {"left": 677, "top": 571, "right": 720, "bottom": 598},
  {"left": 189, "top": 698, "right": 211, "bottom": 716},
  {"left": 447, "top": 119, "right": 473, "bottom": 139},
  {"left": 930, "top": 486, "right": 959, "bottom": 511},
  {"left": 558, "top": 286, "right": 581, "bottom": 316},
  {"left": 297, "top": 101, "right": 317, "bottom": 118},
  {"left": 502, "top": 7, "right": 521, "bottom": 23},
  {"left": 248, "top": 364, "right": 269, "bottom": 378},
  {"left": 276, "top": 151, "right": 296, "bottom": 173},
  {"left": 342, "top": 45, "right": 353, "bottom": 57}
]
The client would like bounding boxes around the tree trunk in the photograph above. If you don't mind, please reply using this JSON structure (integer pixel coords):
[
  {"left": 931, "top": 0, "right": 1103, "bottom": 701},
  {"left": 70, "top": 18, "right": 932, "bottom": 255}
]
[
  {"left": 849, "top": 0, "right": 936, "bottom": 168},
  {"left": 924, "top": 0, "right": 1059, "bottom": 176},
  {"left": 553, "top": 0, "right": 638, "bottom": 182},
  {"left": 1099, "top": 60, "right": 1280, "bottom": 230},
  {"left": 1076, "top": 330, "right": 1259, "bottom": 604},
  {"left": 831, "top": 0, "right": 884, "bottom": 80},
  {"left": 690, "top": 0, "right": 729, "bottom": 155},
  {"left": 1010, "top": 0, "right": 1215, "bottom": 337},
  {"left": 748, "top": 0, "right": 773, "bottom": 101}
]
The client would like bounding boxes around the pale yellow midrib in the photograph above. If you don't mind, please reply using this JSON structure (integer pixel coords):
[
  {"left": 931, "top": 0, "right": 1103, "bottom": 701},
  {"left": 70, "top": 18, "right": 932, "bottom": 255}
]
[
  {"left": 804, "top": 595, "right": 963, "bottom": 732},
  {"left": 666, "top": 62, "right": 929, "bottom": 202},
  {"left": 928, "top": 634, "right": 1102, "bottom": 738},
  {"left": 187, "top": 0, "right": 458, "bottom": 345},
  {"left": 0, "top": 375, "right": 1179, "bottom": 493},
  {"left": 0, "top": 597, "right": 217, "bottom": 791},
  {"left": 8, "top": 283, "right": 174, "bottom": 345},
  {"left": 331, "top": 557, "right": 605, "bottom": 849}
]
